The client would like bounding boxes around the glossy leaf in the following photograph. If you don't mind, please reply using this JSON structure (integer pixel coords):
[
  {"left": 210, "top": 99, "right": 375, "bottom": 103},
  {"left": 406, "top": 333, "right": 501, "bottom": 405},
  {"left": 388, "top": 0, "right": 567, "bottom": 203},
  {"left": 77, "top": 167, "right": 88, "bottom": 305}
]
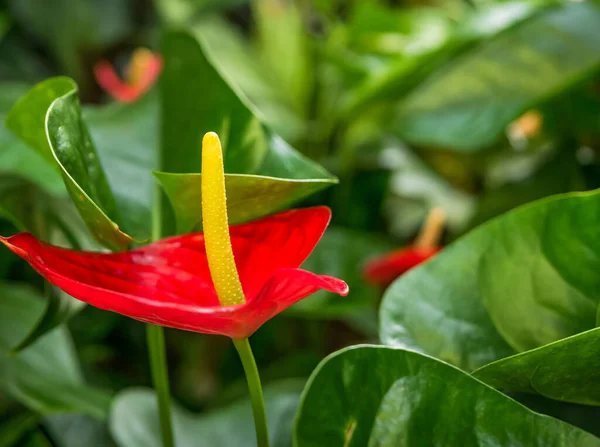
[
  {"left": 155, "top": 172, "right": 335, "bottom": 234},
  {"left": 473, "top": 327, "right": 600, "bottom": 406},
  {"left": 161, "top": 29, "right": 332, "bottom": 179},
  {"left": 289, "top": 227, "right": 395, "bottom": 317},
  {"left": 380, "top": 190, "right": 600, "bottom": 370},
  {"left": 5, "top": 77, "right": 132, "bottom": 250},
  {"left": 295, "top": 345, "right": 600, "bottom": 446},
  {"left": 110, "top": 381, "right": 303, "bottom": 447},
  {"left": 0, "top": 282, "right": 111, "bottom": 418},
  {"left": 392, "top": 3, "right": 600, "bottom": 150}
]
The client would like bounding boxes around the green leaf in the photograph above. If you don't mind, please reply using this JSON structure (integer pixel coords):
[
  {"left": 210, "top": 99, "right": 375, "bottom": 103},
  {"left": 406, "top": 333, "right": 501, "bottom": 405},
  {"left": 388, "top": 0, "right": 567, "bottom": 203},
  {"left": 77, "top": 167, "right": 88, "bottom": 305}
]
[
  {"left": 161, "top": 29, "right": 332, "bottom": 178},
  {"left": 392, "top": 3, "right": 600, "bottom": 150},
  {"left": 161, "top": 29, "right": 267, "bottom": 175},
  {"left": 43, "top": 414, "right": 117, "bottom": 447},
  {"left": 0, "top": 83, "right": 64, "bottom": 196},
  {"left": 5, "top": 77, "right": 133, "bottom": 250},
  {"left": 294, "top": 345, "right": 600, "bottom": 447},
  {"left": 155, "top": 172, "right": 336, "bottom": 234},
  {"left": 109, "top": 380, "right": 303, "bottom": 447},
  {"left": 84, "top": 91, "right": 158, "bottom": 240},
  {"left": 252, "top": 0, "right": 312, "bottom": 117},
  {"left": 473, "top": 327, "right": 600, "bottom": 406},
  {"left": 289, "top": 227, "right": 394, "bottom": 318},
  {"left": 0, "top": 282, "right": 111, "bottom": 419},
  {"left": 195, "top": 18, "right": 305, "bottom": 141},
  {"left": 0, "top": 412, "right": 40, "bottom": 447},
  {"left": 380, "top": 189, "right": 600, "bottom": 370}
]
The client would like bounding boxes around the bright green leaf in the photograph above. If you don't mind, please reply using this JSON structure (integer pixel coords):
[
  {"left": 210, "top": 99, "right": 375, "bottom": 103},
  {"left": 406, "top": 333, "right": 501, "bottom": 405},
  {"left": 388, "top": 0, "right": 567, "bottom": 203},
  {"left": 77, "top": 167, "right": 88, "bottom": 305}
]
[
  {"left": 295, "top": 345, "right": 600, "bottom": 446},
  {"left": 380, "top": 190, "right": 600, "bottom": 370},
  {"left": 109, "top": 380, "right": 303, "bottom": 447},
  {"left": 473, "top": 327, "right": 600, "bottom": 406},
  {"left": 5, "top": 77, "right": 133, "bottom": 250},
  {"left": 392, "top": 3, "right": 600, "bottom": 150},
  {"left": 155, "top": 172, "right": 336, "bottom": 234}
]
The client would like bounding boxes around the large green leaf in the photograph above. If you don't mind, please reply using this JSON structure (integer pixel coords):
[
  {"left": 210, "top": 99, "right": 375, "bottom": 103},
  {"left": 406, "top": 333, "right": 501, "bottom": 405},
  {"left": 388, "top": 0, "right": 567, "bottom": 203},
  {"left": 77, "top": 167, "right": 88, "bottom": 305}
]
[
  {"left": 161, "top": 29, "right": 267, "bottom": 175},
  {"left": 380, "top": 190, "right": 600, "bottom": 370},
  {"left": 155, "top": 172, "right": 335, "bottom": 234},
  {"left": 109, "top": 380, "right": 303, "bottom": 447},
  {"left": 5, "top": 77, "right": 132, "bottom": 250},
  {"left": 473, "top": 327, "right": 600, "bottom": 406},
  {"left": 294, "top": 345, "right": 600, "bottom": 446},
  {"left": 161, "top": 29, "right": 332, "bottom": 178},
  {"left": 392, "top": 2, "right": 600, "bottom": 150},
  {"left": 0, "top": 282, "right": 111, "bottom": 418},
  {"left": 289, "top": 227, "right": 394, "bottom": 318}
]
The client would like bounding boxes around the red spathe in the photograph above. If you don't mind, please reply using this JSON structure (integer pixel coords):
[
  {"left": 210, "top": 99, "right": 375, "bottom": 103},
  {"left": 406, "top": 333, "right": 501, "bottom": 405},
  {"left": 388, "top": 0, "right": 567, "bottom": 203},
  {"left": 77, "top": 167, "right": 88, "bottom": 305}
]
[{"left": 1, "top": 207, "right": 348, "bottom": 338}]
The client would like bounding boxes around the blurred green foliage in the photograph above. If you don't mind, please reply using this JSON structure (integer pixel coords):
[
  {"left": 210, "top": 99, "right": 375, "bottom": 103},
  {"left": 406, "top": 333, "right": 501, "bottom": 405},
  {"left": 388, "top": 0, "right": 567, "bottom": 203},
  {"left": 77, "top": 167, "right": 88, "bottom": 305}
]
[{"left": 0, "top": 0, "right": 599, "bottom": 445}]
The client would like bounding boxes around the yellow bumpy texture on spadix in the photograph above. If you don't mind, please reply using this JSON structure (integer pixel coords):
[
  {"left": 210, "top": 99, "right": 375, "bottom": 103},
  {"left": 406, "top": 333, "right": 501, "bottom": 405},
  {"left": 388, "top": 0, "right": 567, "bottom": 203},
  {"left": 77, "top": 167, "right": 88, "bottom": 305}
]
[{"left": 201, "top": 132, "right": 246, "bottom": 306}]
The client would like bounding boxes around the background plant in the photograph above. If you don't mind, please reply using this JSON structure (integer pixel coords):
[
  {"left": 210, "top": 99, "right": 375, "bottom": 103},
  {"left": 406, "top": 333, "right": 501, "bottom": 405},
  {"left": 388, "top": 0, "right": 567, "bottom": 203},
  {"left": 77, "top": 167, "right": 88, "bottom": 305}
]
[{"left": 0, "top": 0, "right": 599, "bottom": 445}]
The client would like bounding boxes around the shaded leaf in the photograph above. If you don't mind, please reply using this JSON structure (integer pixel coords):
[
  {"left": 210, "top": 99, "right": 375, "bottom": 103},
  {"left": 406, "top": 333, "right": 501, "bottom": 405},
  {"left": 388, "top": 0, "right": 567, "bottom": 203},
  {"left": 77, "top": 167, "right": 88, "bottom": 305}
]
[
  {"left": 380, "top": 190, "right": 600, "bottom": 370},
  {"left": 392, "top": 3, "right": 600, "bottom": 150},
  {"left": 5, "top": 77, "right": 132, "bottom": 250},
  {"left": 109, "top": 380, "right": 303, "bottom": 447},
  {"left": 155, "top": 172, "right": 335, "bottom": 234},
  {"left": 0, "top": 282, "right": 111, "bottom": 419},
  {"left": 473, "top": 327, "right": 600, "bottom": 406},
  {"left": 295, "top": 345, "right": 600, "bottom": 446}
]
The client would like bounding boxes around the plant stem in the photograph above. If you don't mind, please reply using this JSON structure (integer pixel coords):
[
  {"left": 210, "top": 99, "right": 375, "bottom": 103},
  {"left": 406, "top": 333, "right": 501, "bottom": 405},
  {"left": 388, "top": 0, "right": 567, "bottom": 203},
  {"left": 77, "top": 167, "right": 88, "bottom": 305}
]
[
  {"left": 146, "top": 184, "right": 175, "bottom": 447},
  {"left": 233, "top": 338, "right": 269, "bottom": 447},
  {"left": 146, "top": 325, "right": 175, "bottom": 447}
]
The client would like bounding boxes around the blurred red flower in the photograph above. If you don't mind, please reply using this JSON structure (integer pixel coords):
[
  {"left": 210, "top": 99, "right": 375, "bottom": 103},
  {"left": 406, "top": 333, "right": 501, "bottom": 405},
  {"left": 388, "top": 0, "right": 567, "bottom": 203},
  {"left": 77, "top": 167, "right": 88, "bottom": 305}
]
[
  {"left": 363, "top": 208, "right": 445, "bottom": 287},
  {"left": 94, "top": 48, "right": 162, "bottom": 103},
  {"left": 1, "top": 207, "right": 348, "bottom": 338}
]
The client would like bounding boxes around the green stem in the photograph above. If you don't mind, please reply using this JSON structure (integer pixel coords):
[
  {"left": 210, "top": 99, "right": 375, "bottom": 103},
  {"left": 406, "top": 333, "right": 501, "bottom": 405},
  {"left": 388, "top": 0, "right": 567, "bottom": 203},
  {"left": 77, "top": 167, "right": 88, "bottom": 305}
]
[
  {"left": 233, "top": 338, "right": 270, "bottom": 447},
  {"left": 146, "top": 325, "right": 175, "bottom": 447},
  {"left": 145, "top": 185, "right": 175, "bottom": 447}
]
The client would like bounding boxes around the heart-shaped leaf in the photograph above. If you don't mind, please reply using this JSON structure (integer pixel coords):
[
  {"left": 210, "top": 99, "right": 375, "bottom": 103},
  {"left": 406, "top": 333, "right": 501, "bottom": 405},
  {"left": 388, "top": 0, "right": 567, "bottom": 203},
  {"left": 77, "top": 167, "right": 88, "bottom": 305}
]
[
  {"left": 5, "top": 77, "right": 132, "bottom": 250},
  {"left": 392, "top": 2, "right": 600, "bottom": 150},
  {"left": 154, "top": 172, "right": 336, "bottom": 234},
  {"left": 473, "top": 327, "right": 600, "bottom": 406},
  {"left": 380, "top": 189, "right": 600, "bottom": 371},
  {"left": 0, "top": 282, "right": 111, "bottom": 419},
  {"left": 109, "top": 380, "right": 303, "bottom": 447},
  {"left": 295, "top": 345, "right": 600, "bottom": 446}
]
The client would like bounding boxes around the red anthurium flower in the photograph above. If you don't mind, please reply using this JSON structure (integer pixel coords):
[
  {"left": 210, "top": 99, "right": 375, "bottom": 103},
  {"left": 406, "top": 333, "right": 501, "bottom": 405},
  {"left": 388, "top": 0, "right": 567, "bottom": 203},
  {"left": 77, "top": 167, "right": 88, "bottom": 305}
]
[
  {"left": 363, "top": 208, "right": 445, "bottom": 287},
  {"left": 1, "top": 134, "right": 348, "bottom": 339},
  {"left": 94, "top": 48, "right": 162, "bottom": 103}
]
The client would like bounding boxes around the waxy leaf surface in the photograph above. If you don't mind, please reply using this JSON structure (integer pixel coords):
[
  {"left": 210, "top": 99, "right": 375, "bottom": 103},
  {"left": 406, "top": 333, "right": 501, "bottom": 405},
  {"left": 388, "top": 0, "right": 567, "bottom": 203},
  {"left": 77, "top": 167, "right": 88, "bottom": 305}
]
[
  {"left": 380, "top": 190, "right": 600, "bottom": 370},
  {"left": 5, "top": 77, "right": 131, "bottom": 250},
  {"left": 473, "top": 327, "right": 600, "bottom": 406},
  {"left": 295, "top": 345, "right": 600, "bottom": 446}
]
